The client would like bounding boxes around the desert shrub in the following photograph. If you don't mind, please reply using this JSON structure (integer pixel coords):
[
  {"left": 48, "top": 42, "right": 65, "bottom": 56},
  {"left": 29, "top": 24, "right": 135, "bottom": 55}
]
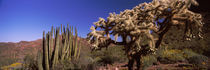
[
  {"left": 156, "top": 47, "right": 185, "bottom": 64},
  {"left": 141, "top": 55, "right": 157, "bottom": 70},
  {"left": 155, "top": 47, "right": 208, "bottom": 69},
  {"left": 1, "top": 63, "right": 23, "bottom": 70},
  {"left": 97, "top": 54, "right": 117, "bottom": 65},
  {"left": 0, "top": 57, "right": 19, "bottom": 68},
  {"left": 79, "top": 56, "right": 102, "bottom": 70},
  {"left": 22, "top": 54, "right": 38, "bottom": 70},
  {"left": 183, "top": 49, "right": 208, "bottom": 69},
  {"left": 91, "top": 46, "right": 127, "bottom": 66},
  {"left": 59, "top": 57, "right": 99, "bottom": 70},
  {"left": 56, "top": 59, "right": 80, "bottom": 70}
]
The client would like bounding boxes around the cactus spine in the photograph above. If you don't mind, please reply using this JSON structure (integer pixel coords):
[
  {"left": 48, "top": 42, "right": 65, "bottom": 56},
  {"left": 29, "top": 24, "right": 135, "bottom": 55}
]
[{"left": 39, "top": 24, "right": 81, "bottom": 69}]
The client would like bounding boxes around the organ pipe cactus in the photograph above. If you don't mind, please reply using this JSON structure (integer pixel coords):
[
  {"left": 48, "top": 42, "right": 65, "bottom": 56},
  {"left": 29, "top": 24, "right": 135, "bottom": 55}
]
[
  {"left": 39, "top": 24, "right": 81, "bottom": 70},
  {"left": 87, "top": 0, "right": 203, "bottom": 70}
]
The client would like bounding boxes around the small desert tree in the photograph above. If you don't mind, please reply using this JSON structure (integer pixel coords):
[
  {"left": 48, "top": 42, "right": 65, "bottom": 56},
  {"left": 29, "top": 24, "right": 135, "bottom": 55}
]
[{"left": 87, "top": 0, "right": 203, "bottom": 70}]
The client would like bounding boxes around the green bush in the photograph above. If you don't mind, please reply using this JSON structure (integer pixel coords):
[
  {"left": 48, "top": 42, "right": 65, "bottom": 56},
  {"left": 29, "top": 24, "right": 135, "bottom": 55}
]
[
  {"left": 65, "top": 56, "right": 99, "bottom": 70},
  {"left": 155, "top": 47, "right": 208, "bottom": 69},
  {"left": 141, "top": 55, "right": 157, "bottom": 70},
  {"left": 0, "top": 57, "right": 19, "bottom": 68},
  {"left": 91, "top": 46, "right": 127, "bottom": 66},
  {"left": 22, "top": 54, "right": 38, "bottom": 70},
  {"left": 156, "top": 47, "right": 185, "bottom": 64},
  {"left": 183, "top": 49, "right": 208, "bottom": 69}
]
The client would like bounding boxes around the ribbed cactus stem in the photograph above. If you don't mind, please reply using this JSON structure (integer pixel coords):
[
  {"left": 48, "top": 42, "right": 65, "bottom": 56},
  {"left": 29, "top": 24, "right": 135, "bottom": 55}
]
[
  {"left": 61, "top": 24, "right": 63, "bottom": 33},
  {"left": 52, "top": 28, "right": 60, "bottom": 68},
  {"left": 77, "top": 41, "right": 81, "bottom": 59},
  {"left": 67, "top": 24, "right": 70, "bottom": 32},
  {"left": 37, "top": 50, "right": 43, "bottom": 70},
  {"left": 63, "top": 25, "right": 66, "bottom": 34},
  {"left": 68, "top": 27, "right": 73, "bottom": 60},
  {"left": 43, "top": 31, "right": 50, "bottom": 70},
  {"left": 61, "top": 31, "right": 68, "bottom": 61},
  {"left": 64, "top": 25, "right": 70, "bottom": 60},
  {"left": 74, "top": 27, "right": 78, "bottom": 58},
  {"left": 54, "top": 28, "right": 56, "bottom": 37},
  {"left": 49, "top": 26, "right": 54, "bottom": 61},
  {"left": 64, "top": 36, "right": 70, "bottom": 60}
]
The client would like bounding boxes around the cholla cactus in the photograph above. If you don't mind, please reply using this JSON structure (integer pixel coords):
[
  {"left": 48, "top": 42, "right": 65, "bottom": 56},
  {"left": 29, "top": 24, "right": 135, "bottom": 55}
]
[{"left": 87, "top": 0, "right": 203, "bottom": 70}]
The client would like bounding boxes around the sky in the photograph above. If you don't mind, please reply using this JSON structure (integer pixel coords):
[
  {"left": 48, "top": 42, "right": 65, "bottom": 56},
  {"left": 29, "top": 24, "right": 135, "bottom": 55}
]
[{"left": 0, "top": 0, "right": 152, "bottom": 42}]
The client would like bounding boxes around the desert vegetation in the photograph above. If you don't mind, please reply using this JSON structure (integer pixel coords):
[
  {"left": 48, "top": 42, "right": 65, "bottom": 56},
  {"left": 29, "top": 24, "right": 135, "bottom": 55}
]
[{"left": 0, "top": 0, "right": 210, "bottom": 70}]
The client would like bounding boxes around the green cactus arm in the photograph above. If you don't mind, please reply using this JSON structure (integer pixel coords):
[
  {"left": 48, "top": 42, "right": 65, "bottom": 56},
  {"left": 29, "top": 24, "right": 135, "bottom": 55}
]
[
  {"left": 61, "top": 29, "right": 68, "bottom": 61},
  {"left": 69, "top": 27, "right": 73, "bottom": 60},
  {"left": 74, "top": 27, "right": 78, "bottom": 57},
  {"left": 52, "top": 27, "right": 60, "bottom": 68},
  {"left": 76, "top": 40, "right": 81, "bottom": 59},
  {"left": 43, "top": 31, "right": 50, "bottom": 70},
  {"left": 49, "top": 26, "right": 54, "bottom": 61}
]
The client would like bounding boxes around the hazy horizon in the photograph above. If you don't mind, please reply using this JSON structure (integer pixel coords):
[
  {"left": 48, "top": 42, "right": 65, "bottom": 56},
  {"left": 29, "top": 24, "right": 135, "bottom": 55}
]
[{"left": 0, "top": 0, "right": 151, "bottom": 42}]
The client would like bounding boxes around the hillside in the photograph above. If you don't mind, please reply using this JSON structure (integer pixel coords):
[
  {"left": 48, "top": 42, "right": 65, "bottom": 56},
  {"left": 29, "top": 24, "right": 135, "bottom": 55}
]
[
  {"left": 0, "top": 37, "right": 90, "bottom": 67},
  {"left": 0, "top": 39, "right": 42, "bottom": 67}
]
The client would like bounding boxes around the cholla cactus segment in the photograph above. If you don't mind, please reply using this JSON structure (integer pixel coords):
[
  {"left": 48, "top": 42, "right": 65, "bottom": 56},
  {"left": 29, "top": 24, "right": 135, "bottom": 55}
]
[
  {"left": 114, "top": 33, "right": 119, "bottom": 42},
  {"left": 87, "top": 0, "right": 203, "bottom": 54}
]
